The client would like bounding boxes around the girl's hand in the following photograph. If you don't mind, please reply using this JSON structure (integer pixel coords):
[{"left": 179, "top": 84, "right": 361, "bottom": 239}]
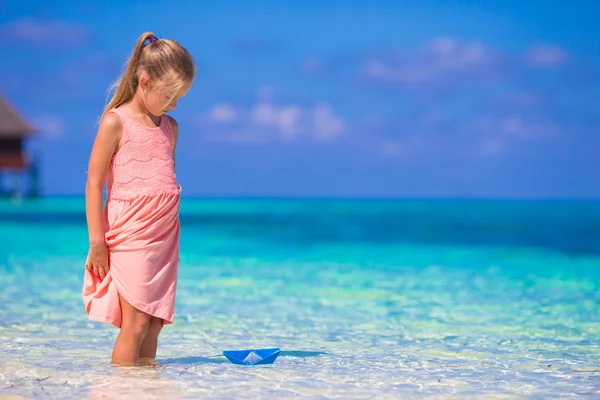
[{"left": 86, "top": 241, "right": 109, "bottom": 280}]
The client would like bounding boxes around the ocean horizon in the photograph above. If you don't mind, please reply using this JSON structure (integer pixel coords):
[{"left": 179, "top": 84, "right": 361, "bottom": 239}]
[{"left": 1, "top": 197, "right": 599, "bottom": 398}]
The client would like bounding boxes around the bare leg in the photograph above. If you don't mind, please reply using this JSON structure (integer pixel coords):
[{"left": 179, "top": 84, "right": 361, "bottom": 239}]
[
  {"left": 139, "top": 317, "right": 163, "bottom": 360},
  {"left": 111, "top": 295, "right": 150, "bottom": 365}
]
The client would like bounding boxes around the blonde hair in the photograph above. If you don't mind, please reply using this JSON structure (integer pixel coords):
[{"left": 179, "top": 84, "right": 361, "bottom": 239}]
[{"left": 102, "top": 32, "right": 195, "bottom": 118}]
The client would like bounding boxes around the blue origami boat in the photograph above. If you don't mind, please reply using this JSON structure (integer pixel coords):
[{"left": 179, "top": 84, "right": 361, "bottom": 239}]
[{"left": 222, "top": 348, "right": 280, "bottom": 365}]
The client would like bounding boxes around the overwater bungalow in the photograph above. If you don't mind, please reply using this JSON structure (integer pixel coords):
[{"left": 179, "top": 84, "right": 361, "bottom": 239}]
[{"left": 0, "top": 95, "right": 40, "bottom": 198}]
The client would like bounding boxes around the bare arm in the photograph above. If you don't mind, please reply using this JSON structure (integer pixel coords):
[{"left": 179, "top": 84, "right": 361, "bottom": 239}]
[{"left": 86, "top": 113, "right": 122, "bottom": 246}]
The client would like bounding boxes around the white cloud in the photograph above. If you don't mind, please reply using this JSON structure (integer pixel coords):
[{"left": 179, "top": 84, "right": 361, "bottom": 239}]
[
  {"left": 30, "top": 115, "right": 65, "bottom": 139},
  {"left": 298, "top": 37, "right": 576, "bottom": 165},
  {"left": 526, "top": 45, "right": 566, "bottom": 67},
  {"left": 363, "top": 37, "right": 490, "bottom": 85},
  {"left": 313, "top": 103, "right": 346, "bottom": 142},
  {"left": 251, "top": 101, "right": 302, "bottom": 139},
  {"left": 426, "top": 37, "right": 486, "bottom": 67},
  {"left": 197, "top": 87, "right": 346, "bottom": 144},
  {"left": 1, "top": 18, "right": 90, "bottom": 47},
  {"left": 369, "top": 110, "right": 561, "bottom": 162},
  {"left": 361, "top": 38, "right": 568, "bottom": 87},
  {"left": 502, "top": 116, "right": 561, "bottom": 140},
  {"left": 207, "top": 104, "right": 239, "bottom": 123}
]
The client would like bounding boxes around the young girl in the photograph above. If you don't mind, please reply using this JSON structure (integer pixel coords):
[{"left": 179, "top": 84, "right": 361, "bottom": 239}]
[{"left": 82, "top": 32, "right": 195, "bottom": 365}]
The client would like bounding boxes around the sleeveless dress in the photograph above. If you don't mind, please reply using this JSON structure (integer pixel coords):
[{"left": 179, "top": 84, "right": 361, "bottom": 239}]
[{"left": 82, "top": 108, "right": 181, "bottom": 328}]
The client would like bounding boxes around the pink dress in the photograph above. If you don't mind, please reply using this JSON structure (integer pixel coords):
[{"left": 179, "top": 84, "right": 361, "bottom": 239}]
[{"left": 82, "top": 108, "right": 181, "bottom": 328}]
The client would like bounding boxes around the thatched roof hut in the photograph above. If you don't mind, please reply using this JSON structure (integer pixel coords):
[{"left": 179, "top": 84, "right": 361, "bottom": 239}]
[{"left": 0, "top": 96, "right": 35, "bottom": 169}]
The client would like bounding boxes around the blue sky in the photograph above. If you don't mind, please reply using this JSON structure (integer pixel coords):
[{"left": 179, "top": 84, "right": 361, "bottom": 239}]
[{"left": 1, "top": 0, "right": 599, "bottom": 198}]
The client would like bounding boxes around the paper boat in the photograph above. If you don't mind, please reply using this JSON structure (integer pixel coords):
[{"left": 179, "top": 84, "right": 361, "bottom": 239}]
[{"left": 222, "top": 348, "right": 280, "bottom": 365}]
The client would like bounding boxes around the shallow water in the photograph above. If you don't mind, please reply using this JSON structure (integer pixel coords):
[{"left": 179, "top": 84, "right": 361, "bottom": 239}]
[{"left": 1, "top": 198, "right": 599, "bottom": 399}]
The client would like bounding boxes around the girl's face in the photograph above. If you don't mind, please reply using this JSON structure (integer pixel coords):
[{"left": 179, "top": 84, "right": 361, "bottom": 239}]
[{"left": 140, "top": 76, "right": 193, "bottom": 117}]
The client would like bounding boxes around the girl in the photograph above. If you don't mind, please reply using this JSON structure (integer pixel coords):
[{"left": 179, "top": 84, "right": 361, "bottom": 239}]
[{"left": 82, "top": 32, "right": 195, "bottom": 365}]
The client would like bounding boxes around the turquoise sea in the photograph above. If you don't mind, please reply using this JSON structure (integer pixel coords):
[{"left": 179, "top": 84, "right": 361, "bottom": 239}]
[{"left": 0, "top": 198, "right": 599, "bottom": 399}]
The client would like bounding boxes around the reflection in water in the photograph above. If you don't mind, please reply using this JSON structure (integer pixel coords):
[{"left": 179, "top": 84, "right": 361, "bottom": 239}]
[
  {"left": 159, "top": 355, "right": 229, "bottom": 365},
  {"left": 87, "top": 365, "right": 182, "bottom": 400}
]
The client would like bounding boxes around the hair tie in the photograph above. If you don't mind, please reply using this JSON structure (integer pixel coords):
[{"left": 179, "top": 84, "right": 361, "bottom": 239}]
[{"left": 149, "top": 36, "right": 159, "bottom": 43}]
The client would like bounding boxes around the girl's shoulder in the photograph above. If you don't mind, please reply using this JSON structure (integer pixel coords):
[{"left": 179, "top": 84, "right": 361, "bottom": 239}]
[
  {"left": 100, "top": 110, "right": 124, "bottom": 133},
  {"left": 92, "top": 110, "right": 123, "bottom": 154},
  {"left": 166, "top": 114, "right": 178, "bottom": 130},
  {"left": 107, "top": 106, "right": 129, "bottom": 122}
]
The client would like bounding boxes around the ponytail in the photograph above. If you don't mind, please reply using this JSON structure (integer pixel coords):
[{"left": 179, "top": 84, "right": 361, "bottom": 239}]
[
  {"left": 100, "top": 31, "right": 196, "bottom": 120},
  {"left": 102, "top": 32, "right": 157, "bottom": 118}
]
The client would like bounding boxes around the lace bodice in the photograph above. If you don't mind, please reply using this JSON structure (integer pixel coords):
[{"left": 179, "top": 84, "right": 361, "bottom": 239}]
[{"left": 105, "top": 108, "right": 179, "bottom": 200}]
